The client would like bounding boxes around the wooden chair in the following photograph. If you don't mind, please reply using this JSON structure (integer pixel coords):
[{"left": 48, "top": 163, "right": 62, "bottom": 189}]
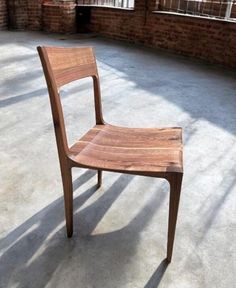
[{"left": 37, "top": 46, "right": 183, "bottom": 262}]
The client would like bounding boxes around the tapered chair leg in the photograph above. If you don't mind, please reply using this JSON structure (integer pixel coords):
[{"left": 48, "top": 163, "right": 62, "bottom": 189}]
[
  {"left": 167, "top": 173, "right": 183, "bottom": 262},
  {"left": 97, "top": 170, "right": 102, "bottom": 188},
  {"left": 61, "top": 167, "right": 73, "bottom": 237}
]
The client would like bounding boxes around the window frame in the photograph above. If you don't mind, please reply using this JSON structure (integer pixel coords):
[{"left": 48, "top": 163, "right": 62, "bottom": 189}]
[
  {"left": 154, "top": 0, "right": 236, "bottom": 22},
  {"left": 76, "top": 0, "right": 135, "bottom": 10}
]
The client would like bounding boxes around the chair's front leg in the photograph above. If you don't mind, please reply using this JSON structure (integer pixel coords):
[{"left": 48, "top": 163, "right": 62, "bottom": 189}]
[
  {"left": 61, "top": 167, "right": 73, "bottom": 237},
  {"left": 167, "top": 173, "right": 183, "bottom": 262}
]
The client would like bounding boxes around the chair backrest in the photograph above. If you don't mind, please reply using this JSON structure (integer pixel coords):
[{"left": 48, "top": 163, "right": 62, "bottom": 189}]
[{"left": 37, "top": 46, "right": 104, "bottom": 158}]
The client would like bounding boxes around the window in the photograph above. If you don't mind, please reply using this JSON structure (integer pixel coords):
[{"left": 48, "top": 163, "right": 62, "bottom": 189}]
[
  {"left": 77, "top": 0, "right": 135, "bottom": 9},
  {"left": 156, "top": 0, "right": 236, "bottom": 21}
]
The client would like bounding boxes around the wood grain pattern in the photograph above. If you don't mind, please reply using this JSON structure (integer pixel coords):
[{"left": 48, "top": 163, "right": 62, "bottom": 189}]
[
  {"left": 69, "top": 124, "right": 183, "bottom": 174},
  {"left": 44, "top": 46, "right": 97, "bottom": 88},
  {"left": 37, "top": 45, "right": 183, "bottom": 262}
]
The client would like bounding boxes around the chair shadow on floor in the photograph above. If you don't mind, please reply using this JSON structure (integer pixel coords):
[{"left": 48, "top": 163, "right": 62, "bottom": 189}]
[
  {"left": 0, "top": 170, "right": 169, "bottom": 288},
  {"left": 144, "top": 259, "right": 169, "bottom": 288}
]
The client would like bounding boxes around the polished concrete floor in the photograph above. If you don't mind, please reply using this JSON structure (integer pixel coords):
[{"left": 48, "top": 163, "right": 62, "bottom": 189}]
[{"left": 0, "top": 31, "right": 235, "bottom": 288}]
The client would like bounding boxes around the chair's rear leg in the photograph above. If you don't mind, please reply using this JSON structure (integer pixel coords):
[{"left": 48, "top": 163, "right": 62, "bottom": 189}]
[
  {"left": 167, "top": 173, "right": 183, "bottom": 262},
  {"left": 97, "top": 170, "right": 102, "bottom": 188},
  {"left": 61, "top": 167, "right": 73, "bottom": 237}
]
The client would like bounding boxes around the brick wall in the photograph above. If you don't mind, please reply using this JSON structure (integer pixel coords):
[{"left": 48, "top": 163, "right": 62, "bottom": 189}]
[
  {"left": 0, "top": 0, "right": 7, "bottom": 30},
  {"left": 27, "top": 0, "right": 42, "bottom": 30},
  {"left": 147, "top": 13, "right": 236, "bottom": 67},
  {"left": 42, "top": 1, "right": 76, "bottom": 33},
  {"left": 6, "top": 0, "right": 75, "bottom": 31},
  {"left": 2, "top": 0, "right": 236, "bottom": 67},
  {"left": 8, "top": 0, "right": 28, "bottom": 29},
  {"left": 89, "top": 0, "right": 236, "bottom": 67},
  {"left": 8, "top": 0, "right": 42, "bottom": 30}
]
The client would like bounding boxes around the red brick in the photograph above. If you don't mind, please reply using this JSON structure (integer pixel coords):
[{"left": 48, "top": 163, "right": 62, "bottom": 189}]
[{"left": 0, "top": 0, "right": 7, "bottom": 30}]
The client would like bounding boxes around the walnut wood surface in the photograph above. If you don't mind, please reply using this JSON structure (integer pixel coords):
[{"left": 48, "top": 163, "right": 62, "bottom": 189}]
[
  {"left": 37, "top": 46, "right": 184, "bottom": 262},
  {"left": 69, "top": 124, "right": 183, "bottom": 174},
  {"left": 44, "top": 46, "right": 98, "bottom": 88}
]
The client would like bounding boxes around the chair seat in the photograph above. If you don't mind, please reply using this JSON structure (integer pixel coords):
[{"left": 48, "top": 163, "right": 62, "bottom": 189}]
[{"left": 69, "top": 124, "right": 183, "bottom": 174}]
